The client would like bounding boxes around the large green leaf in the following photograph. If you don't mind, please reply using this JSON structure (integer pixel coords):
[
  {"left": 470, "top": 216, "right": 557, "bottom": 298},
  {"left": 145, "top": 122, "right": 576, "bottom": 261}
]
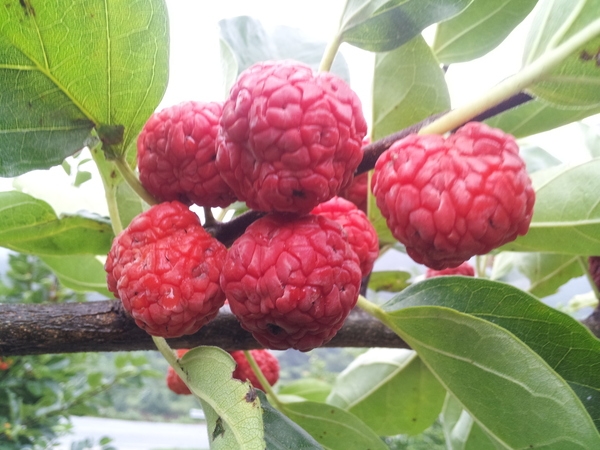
[
  {"left": 336, "top": 0, "right": 473, "bottom": 52},
  {"left": 523, "top": 0, "right": 600, "bottom": 107},
  {"left": 327, "top": 348, "right": 445, "bottom": 435},
  {"left": 485, "top": 97, "right": 600, "bottom": 138},
  {"left": 0, "top": 191, "right": 113, "bottom": 255},
  {"left": 372, "top": 35, "right": 450, "bottom": 140},
  {"left": 257, "top": 392, "right": 323, "bottom": 450},
  {"left": 180, "top": 347, "right": 264, "bottom": 450},
  {"left": 379, "top": 277, "right": 600, "bottom": 430},
  {"left": 40, "top": 254, "right": 112, "bottom": 297},
  {"left": 372, "top": 303, "right": 600, "bottom": 448},
  {"left": 0, "top": 0, "right": 169, "bottom": 176},
  {"left": 434, "top": 0, "right": 537, "bottom": 64},
  {"left": 504, "top": 159, "right": 600, "bottom": 255},
  {"left": 281, "top": 400, "right": 387, "bottom": 450},
  {"left": 219, "top": 16, "right": 349, "bottom": 82}
]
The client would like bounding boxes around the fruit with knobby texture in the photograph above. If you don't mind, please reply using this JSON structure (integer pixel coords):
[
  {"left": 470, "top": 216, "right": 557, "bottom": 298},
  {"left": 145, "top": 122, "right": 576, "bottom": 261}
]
[
  {"left": 138, "top": 101, "right": 237, "bottom": 207},
  {"left": 220, "top": 214, "right": 362, "bottom": 351},
  {"left": 311, "top": 196, "right": 379, "bottom": 277},
  {"left": 105, "top": 201, "right": 227, "bottom": 338},
  {"left": 216, "top": 60, "right": 367, "bottom": 215},
  {"left": 230, "top": 349, "right": 280, "bottom": 391},
  {"left": 372, "top": 122, "right": 535, "bottom": 270}
]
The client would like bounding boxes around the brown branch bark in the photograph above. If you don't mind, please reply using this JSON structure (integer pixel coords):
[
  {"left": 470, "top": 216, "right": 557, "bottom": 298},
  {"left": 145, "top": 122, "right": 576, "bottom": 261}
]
[{"left": 0, "top": 301, "right": 407, "bottom": 356}]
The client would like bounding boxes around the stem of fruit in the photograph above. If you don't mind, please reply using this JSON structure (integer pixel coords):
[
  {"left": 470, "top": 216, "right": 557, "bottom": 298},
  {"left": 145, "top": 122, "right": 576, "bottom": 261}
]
[
  {"left": 419, "top": 17, "right": 600, "bottom": 136},
  {"left": 153, "top": 336, "right": 188, "bottom": 381},
  {"left": 319, "top": 34, "right": 342, "bottom": 72},
  {"left": 106, "top": 189, "right": 123, "bottom": 235},
  {"left": 243, "top": 350, "right": 283, "bottom": 410},
  {"left": 113, "top": 157, "right": 158, "bottom": 206},
  {"left": 356, "top": 295, "right": 387, "bottom": 323}
]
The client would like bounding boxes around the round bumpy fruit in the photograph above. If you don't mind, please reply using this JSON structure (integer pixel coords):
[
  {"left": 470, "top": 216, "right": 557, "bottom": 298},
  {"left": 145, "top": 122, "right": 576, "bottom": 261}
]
[
  {"left": 166, "top": 349, "right": 192, "bottom": 395},
  {"left": 338, "top": 172, "right": 368, "bottom": 212},
  {"left": 220, "top": 214, "right": 362, "bottom": 351},
  {"left": 105, "top": 201, "right": 227, "bottom": 338},
  {"left": 311, "top": 196, "right": 379, "bottom": 277},
  {"left": 372, "top": 122, "right": 535, "bottom": 270},
  {"left": 216, "top": 60, "right": 367, "bottom": 215},
  {"left": 137, "top": 101, "right": 237, "bottom": 207},
  {"left": 230, "top": 350, "right": 280, "bottom": 391},
  {"left": 425, "top": 262, "right": 475, "bottom": 278}
]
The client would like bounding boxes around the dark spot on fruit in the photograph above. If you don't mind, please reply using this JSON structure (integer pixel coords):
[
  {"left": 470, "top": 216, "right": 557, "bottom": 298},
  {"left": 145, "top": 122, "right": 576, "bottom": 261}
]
[
  {"left": 266, "top": 323, "right": 284, "bottom": 335},
  {"left": 292, "top": 189, "right": 305, "bottom": 198},
  {"left": 110, "top": 170, "right": 117, "bottom": 178},
  {"left": 412, "top": 417, "right": 416, "bottom": 422}
]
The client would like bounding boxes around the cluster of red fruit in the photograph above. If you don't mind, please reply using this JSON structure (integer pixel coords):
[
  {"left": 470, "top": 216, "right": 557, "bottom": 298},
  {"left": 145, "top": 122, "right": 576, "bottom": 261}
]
[
  {"left": 166, "top": 349, "right": 280, "bottom": 395},
  {"left": 105, "top": 59, "right": 535, "bottom": 354}
]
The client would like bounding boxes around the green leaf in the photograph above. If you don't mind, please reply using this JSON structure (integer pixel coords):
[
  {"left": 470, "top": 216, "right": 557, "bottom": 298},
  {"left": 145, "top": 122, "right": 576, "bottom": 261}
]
[
  {"left": 372, "top": 35, "right": 450, "bottom": 141},
  {"left": 258, "top": 392, "right": 323, "bottom": 450},
  {"left": 580, "top": 122, "right": 600, "bottom": 158},
  {"left": 219, "top": 38, "right": 239, "bottom": 97},
  {"left": 0, "top": 191, "right": 113, "bottom": 256},
  {"left": 375, "top": 304, "right": 600, "bottom": 448},
  {"left": 504, "top": 159, "right": 600, "bottom": 255},
  {"left": 433, "top": 0, "right": 537, "bottom": 64},
  {"left": 281, "top": 400, "right": 388, "bottom": 450},
  {"left": 441, "top": 394, "right": 504, "bottom": 450},
  {"left": 278, "top": 379, "right": 332, "bottom": 403},
  {"left": 219, "top": 16, "right": 349, "bottom": 82},
  {"left": 368, "top": 270, "right": 411, "bottom": 292},
  {"left": 180, "top": 347, "right": 264, "bottom": 450},
  {"left": 520, "top": 144, "right": 562, "bottom": 174},
  {"left": 499, "top": 252, "right": 584, "bottom": 298},
  {"left": 337, "top": 0, "right": 473, "bottom": 52},
  {"left": 523, "top": 1, "right": 600, "bottom": 107},
  {"left": 40, "top": 254, "right": 112, "bottom": 297},
  {"left": 485, "top": 97, "right": 600, "bottom": 138},
  {"left": 0, "top": 0, "right": 169, "bottom": 176},
  {"left": 379, "top": 277, "right": 600, "bottom": 431},
  {"left": 327, "top": 348, "right": 445, "bottom": 435}
]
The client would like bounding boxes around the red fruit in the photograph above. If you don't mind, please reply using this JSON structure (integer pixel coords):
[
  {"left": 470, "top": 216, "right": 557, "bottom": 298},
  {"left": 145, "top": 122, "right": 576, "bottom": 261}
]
[
  {"left": 338, "top": 172, "right": 368, "bottom": 213},
  {"left": 138, "top": 101, "right": 237, "bottom": 208},
  {"left": 425, "top": 262, "right": 475, "bottom": 278},
  {"left": 166, "top": 349, "right": 192, "bottom": 395},
  {"left": 220, "top": 214, "right": 362, "bottom": 351},
  {"left": 105, "top": 201, "right": 227, "bottom": 338},
  {"left": 311, "top": 196, "right": 379, "bottom": 277},
  {"left": 216, "top": 60, "right": 367, "bottom": 214},
  {"left": 372, "top": 122, "right": 535, "bottom": 270},
  {"left": 230, "top": 350, "right": 280, "bottom": 391},
  {"left": 0, "top": 358, "right": 10, "bottom": 371}
]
